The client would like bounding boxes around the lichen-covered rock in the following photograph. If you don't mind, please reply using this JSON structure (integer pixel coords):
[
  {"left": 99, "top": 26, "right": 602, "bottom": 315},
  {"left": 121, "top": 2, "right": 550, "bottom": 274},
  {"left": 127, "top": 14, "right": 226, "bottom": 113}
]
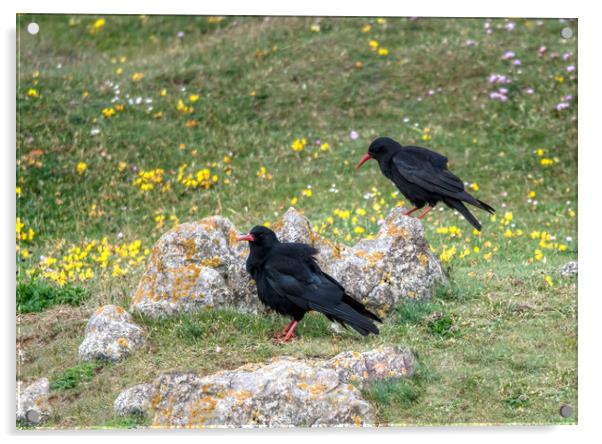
[
  {"left": 560, "top": 261, "right": 578, "bottom": 278},
  {"left": 321, "top": 207, "right": 446, "bottom": 318},
  {"left": 16, "top": 378, "right": 50, "bottom": 425},
  {"left": 125, "top": 358, "right": 373, "bottom": 428},
  {"left": 115, "top": 346, "right": 417, "bottom": 427},
  {"left": 131, "top": 217, "right": 257, "bottom": 318},
  {"left": 324, "top": 346, "right": 416, "bottom": 384},
  {"left": 114, "top": 383, "right": 154, "bottom": 417},
  {"left": 131, "top": 207, "right": 444, "bottom": 319},
  {"left": 79, "top": 305, "right": 145, "bottom": 361}
]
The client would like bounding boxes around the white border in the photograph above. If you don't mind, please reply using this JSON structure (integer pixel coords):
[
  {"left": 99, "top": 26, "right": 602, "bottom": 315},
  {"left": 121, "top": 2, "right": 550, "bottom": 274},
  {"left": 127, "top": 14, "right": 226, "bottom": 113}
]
[{"left": 3, "top": 1, "right": 600, "bottom": 443}]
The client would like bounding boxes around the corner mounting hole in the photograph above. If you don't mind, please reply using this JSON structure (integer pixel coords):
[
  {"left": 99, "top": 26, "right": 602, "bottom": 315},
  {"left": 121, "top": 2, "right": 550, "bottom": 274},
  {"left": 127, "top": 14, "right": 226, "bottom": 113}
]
[{"left": 27, "top": 22, "right": 39, "bottom": 35}]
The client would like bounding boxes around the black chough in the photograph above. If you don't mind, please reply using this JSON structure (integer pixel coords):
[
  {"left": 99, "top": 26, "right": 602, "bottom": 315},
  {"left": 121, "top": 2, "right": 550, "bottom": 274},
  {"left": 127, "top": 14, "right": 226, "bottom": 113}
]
[
  {"left": 237, "top": 226, "right": 381, "bottom": 342},
  {"left": 356, "top": 137, "right": 495, "bottom": 230}
]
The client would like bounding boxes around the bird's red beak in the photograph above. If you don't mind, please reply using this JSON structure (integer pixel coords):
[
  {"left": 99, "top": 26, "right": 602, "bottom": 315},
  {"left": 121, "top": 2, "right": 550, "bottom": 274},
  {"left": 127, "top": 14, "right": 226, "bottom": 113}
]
[
  {"left": 355, "top": 153, "right": 372, "bottom": 170},
  {"left": 236, "top": 233, "right": 255, "bottom": 242}
]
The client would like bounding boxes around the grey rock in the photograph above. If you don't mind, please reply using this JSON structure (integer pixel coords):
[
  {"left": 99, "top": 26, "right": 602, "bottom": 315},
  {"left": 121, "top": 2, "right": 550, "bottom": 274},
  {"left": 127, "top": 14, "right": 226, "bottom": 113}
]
[
  {"left": 560, "top": 261, "right": 578, "bottom": 278},
  {"left": 115, "top": 346, "right": 416, "bottom": 427},
  {"left": 78, "top": 305, "right": 145, "bottom": 361},
  {"left": 16, "top": 378, "right": 50, "bottom": 425},
  {"left": 131, "top": 207, "right": 445, "bottom": 319},
  {"left": 114, "top": 383, "right": 154, "bottom": 417},
  {"left": 131, "top": 217, "right": 257, "bottom": 318}
]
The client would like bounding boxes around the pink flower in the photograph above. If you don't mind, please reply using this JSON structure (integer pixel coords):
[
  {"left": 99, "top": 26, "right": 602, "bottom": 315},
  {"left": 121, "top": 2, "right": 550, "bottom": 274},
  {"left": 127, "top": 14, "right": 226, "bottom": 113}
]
[
  {"left": 502, "top": 51, "right": 515, "bottom": 60},
  {"left": 566, "top": 65, "right": 575, "bottom": 73},
  {"left": 350, "top": 130, "right": 359, "bottom": 140},
  {"left": 538, "top": 46, "right": 547, "bottom": 56}
]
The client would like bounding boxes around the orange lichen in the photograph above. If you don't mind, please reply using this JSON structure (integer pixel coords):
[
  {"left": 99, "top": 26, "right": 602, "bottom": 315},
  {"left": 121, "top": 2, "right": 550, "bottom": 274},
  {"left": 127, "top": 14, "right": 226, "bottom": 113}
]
[
  {"left": 117, "top": 337, "right": 129, "bottom": 348},
  {"left": 386, "top": 222, "right": 410, "bottom": 238},
  {"left": 201, "top": 256, "right": 221, "bottom": 268},
  {"left": 416, "top": 252, "right": 429, "bottom": 267}
]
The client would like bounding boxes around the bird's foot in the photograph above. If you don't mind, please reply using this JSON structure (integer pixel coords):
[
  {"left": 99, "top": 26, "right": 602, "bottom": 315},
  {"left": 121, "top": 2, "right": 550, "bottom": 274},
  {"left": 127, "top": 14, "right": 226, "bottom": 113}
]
[{"left": 272, "top": 332, "right": 296, "bottom": 345}]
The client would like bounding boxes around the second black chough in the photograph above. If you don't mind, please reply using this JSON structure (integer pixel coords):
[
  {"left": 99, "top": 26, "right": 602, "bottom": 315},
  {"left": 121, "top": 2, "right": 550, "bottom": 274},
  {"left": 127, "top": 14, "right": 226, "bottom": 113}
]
[
  {"left": 237, "top": 226, "right": 381, "bottom": 342},
  {"left": 356, "top": 137, "right": 495, "bottom": 231}
]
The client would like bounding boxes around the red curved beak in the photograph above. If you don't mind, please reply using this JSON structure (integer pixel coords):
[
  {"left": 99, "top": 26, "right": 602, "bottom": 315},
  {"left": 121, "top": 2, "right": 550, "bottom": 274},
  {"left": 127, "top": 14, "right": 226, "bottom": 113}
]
[
  {"left": 355, "top": 153, "right": 372, "bottom": 170},
  {"left": 236, "top": 233, "right": 255, "bottom": 242}
]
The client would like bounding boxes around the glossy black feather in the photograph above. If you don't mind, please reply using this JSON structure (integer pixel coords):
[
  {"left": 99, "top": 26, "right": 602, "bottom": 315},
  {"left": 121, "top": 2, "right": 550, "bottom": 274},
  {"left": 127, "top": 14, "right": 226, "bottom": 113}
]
[{"left": 243, "top": 226, "right": 381, "bottom": 336}]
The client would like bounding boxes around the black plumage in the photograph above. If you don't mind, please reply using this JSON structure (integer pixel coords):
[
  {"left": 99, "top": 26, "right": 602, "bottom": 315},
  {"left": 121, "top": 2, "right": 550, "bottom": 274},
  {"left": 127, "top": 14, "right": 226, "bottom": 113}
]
[
  {"left": 238, "top": 226, "right": 381, "bottom": 342},
  {"left": 356, "top": 137, "right": 495, "bottom": 230}
]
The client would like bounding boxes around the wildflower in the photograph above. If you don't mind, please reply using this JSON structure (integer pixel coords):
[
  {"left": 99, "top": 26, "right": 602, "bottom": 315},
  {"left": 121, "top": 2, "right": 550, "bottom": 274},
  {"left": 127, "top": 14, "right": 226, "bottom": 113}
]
[
  {"left": 369, "top": 39, "right": 379, "bottom": 49},
  {"left": 27, "top": 88, "right": 39, "bottom": 98},
  {"left": 566, "top": 65, "right": 575, "bottom": 73},
  {"left": 16, "top": 187, "right": 21, "bottom": 197},
  {"left": 76, "top": 162, "right": 87, "bottom": 175},
  {"left": 189, "top": 94, "right": 200, "bottom": 103},
  {"left": 223, "top": 155, "right": 232, "bottom": 164},
  {"left": 291, "top": 138, "right": 307, "bottom": 152},
  {"left": 354, "top": 226, "right": 365, "bottom": 234},
  {"left": 93, "top": 18, "right": 105, "bottom": 30},
  {"left": 302, "top": 188, "right": 313, "bottom": 198},
  {"left": 310, "top": 24, "right": 320, "bottom": 32},
  {"left": 502, "top": 51, "right": 515, "bottom": 60},
  {"left": 320, "top": 142, "right": 331, "bottom": 152},
  {"left": 350, "top": 130, "right": 359, "bottom": 140},
  {"left": 544, "top": 275, "right": 554, "bottom": 287},
  {"left": 540, "top": 158, "right": 555, "bottom": 166},
  {"left": 256, "top": 166, "right": 273, "bottom": 180},
  {"left": 528, "top": 191, "right": 536, "bottom": 199},
  {"left": 160, "top": 88, "right": 167, "bottom": 97},
  {"left": 131, "top": 72, "right": 144, "bottom": 82},
  {"left": 470, "top": 183, "right": 479, "bottom": 191},
  {"left": 102, "top": 107, "right": 116, "bottom": 118},
  {"left": 362, "top": 24, "right": 371, "bottom": 33},
  {"left": 290, "top": 197, "right": 298, "bottom": 205},
  {"left": 378, "top": 48, "right": 389, "bottom": 56}
]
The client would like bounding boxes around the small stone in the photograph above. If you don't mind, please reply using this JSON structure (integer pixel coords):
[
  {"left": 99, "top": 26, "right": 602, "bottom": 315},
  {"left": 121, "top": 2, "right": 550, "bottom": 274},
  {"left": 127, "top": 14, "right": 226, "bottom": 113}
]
[
  {"left": 16, "top": 378, "right": 50, "bottom": 425},
  {"left": 78, "top": 305, "right": 145, "bottom": 362},
  {"left": 560, "top": 261, "right": 577, "bottom": 278}
]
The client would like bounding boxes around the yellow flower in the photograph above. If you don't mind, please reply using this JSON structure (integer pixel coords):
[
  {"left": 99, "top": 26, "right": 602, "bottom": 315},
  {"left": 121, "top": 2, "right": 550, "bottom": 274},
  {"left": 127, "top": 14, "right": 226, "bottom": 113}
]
[
  {"left": 537, "top": 148, "right": 544, "bottom": 156},
  {"left": 223, "top": 155, "right": 231, "bottom": 164},
  {"left": 131, "top": 72, "right": 144, "bottom": 82},
  {"left": 320, "top": 142, "right": 331, "bottom": 152},
  {"left": 160, "top": 88, "right": 167, "bottom": 97},
  {"left": 21, "top": 248, "right": 30, "bottom": 259},
  {"left": 93, "top": 18, "right": 106, "bottom": 29},
  {"left": 16, "top": 187, "right": 21, "bottom": 197},
  {"left": 504, "top": 229, "right": 513, "bottom": 238},
  {"left": 310, "top": 24, "right": 321, "bottom": 32},
  {"left": 116, "top": 67, "right": 123, "bottom": 75},
  {"left": 540, "top": 158, "right": 555, "bottom": 166},
  {"left": 118, "top": 161, "right": 127, "bottom": 172},
  {"left": 302, "top": 188, "right": 313, "bottom": 198},
  {"left": 362, "top": 25, "right": 372, "bottom": 33},
  {"left": 354, "top": 226, "right": 365, "bottom": 234},
  {"left": 291, "top": 138, "right": 307, "bottom": 152},
  {"left": 76, "top": 162, "right": 87, "bottom": 175},
  {"left": 470, "top": 183, "right": 479, "bottom": 191},
  {"left": 378, "top": 48, "right": 389, "bottom": 56},
  {"left": 377, "top": 18, "right": 387, "bottom": 24},
  {"left": 290, "top": 197, "right": 298, "bottom": 205},
  {"left": 544, "top": 275, "right": 554, "bottom": 287},
  {"left": 27, "top": 88, "right": 39, "bottom": 98},
  {"left": 369, "top": 39, "right": 379, "bottom": 49},
  {"left": 528, "top": 191, "right": 536, "bottom": 198},
  {"left": 189, "top": 94, "right": 200, "bottom": 103},
  {"left": 102, "top": 107, "right": 116, "bottom": 118}
]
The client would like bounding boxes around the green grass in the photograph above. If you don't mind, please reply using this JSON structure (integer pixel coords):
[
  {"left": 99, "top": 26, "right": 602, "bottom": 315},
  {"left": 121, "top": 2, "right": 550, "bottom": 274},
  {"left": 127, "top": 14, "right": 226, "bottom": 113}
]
[
  {"left": 50, "top": 362, "right": 104, "bottom": 391},
  {"left": 16, "top": 15, "right": 577, "bottom": 427},
  {"left": 17, "top": 277, "right": 90, "bottom": 313}
]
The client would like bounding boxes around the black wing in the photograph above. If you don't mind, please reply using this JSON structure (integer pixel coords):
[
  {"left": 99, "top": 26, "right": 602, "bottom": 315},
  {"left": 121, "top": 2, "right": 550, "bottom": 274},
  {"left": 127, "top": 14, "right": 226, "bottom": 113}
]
[
  {"left": 263, "top": 256, "right": 379, "bottom": 335},
  {"left": 391, "top": 147, "right": 466, "bottom": 198}
]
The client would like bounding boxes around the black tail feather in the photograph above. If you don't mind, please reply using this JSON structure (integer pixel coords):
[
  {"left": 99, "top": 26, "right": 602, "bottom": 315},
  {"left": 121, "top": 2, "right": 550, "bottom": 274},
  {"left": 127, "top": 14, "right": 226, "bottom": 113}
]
[
  {"left": 330, "top": 303, "right": 380, "bottom": 336},
  {"left": 444, "top": 198, "right": 482, "bottom": 231},
  {"left": 342, "top": 294, "right": 382, "bottom": 323}
]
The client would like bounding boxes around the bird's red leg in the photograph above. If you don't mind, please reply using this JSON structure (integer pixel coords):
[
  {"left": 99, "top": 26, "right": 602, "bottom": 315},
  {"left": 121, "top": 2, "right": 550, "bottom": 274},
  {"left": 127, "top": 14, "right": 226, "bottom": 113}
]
[
  {"left": 417, "top": 206, "right": 433, "bottom": 220},
  {"left": 273, "top": 319, "right": 296, "bottom": 339},
  {"left": 404, "top": 207, "right": 419, "bottom": 216},
  {"left": 281, "top": 321, "right": 299, "bottom": 342}
]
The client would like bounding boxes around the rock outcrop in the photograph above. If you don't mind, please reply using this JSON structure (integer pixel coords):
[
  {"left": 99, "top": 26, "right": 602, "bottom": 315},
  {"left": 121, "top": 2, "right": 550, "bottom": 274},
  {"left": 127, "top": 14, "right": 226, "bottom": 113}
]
[
  {"left": 114, "top": 346, "right": 416, "bottom": 428},
  {"left": 78, "top": 305, "right": 145, "bottom": 361},
  {"left": 16, "top": 378, "right": 50, "bottom": 425},
  {"left": 131, "top": 207, "right": 445, "bottom": 319}
]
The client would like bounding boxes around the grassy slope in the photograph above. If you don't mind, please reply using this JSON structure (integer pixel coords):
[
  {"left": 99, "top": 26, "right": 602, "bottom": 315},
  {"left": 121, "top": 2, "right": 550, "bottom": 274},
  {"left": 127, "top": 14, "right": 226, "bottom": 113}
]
[{"left": 16, "top": 15, "right": 577, "bottom": 427}]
